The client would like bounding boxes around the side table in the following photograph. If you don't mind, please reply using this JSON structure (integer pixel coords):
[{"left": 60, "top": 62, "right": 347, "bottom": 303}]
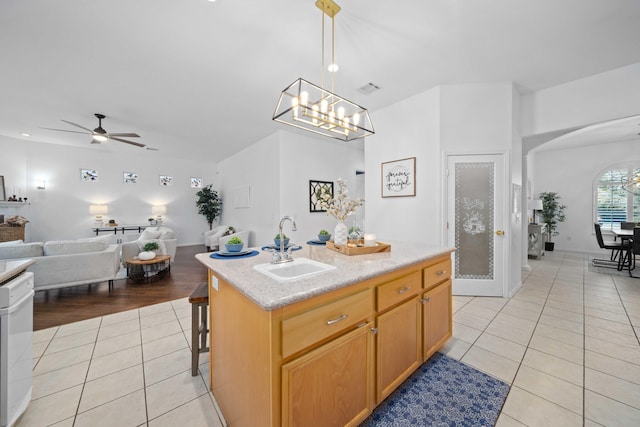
[{"left": 125, "top": 255, "right": 171, "bottom": 282}]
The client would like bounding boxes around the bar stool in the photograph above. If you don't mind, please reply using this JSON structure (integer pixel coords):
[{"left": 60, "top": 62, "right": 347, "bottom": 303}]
[{"left": 188, "top": 282, "right": 210, "bottom": 376}]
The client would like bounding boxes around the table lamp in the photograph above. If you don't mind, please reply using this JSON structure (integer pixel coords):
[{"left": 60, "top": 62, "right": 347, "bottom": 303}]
[
  {"left": 89, "top": 204, "right": 108, "bottom": 226},
  {"left": 528, "top": 199, "right": 543, "bottom": 224},
  {"left": 152, "top": 205, "right": 166, "bottom": 222}
]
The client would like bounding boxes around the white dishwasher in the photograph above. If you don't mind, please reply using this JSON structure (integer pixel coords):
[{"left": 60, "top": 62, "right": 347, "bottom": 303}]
[{"left": 0, "top": 261, "right": 34, "bottom": 427}]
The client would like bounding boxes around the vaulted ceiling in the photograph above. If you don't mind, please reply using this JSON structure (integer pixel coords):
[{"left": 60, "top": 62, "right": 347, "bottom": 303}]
[{"left": 2, "top": 0, "right": 640, "bottom": 161}]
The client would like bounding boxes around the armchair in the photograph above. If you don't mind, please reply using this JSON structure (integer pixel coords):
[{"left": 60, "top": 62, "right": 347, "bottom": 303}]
[
  {"left": 121, "top": 226, "right": 177, "bottom": 265},
  {"left": 205, "top": 225, "right": 237, "bottom": 251}
]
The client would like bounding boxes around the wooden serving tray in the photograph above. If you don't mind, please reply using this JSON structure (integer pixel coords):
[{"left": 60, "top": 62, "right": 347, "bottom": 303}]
[{"left": 326, "top": 239, "right": 391, "bottom": 255}]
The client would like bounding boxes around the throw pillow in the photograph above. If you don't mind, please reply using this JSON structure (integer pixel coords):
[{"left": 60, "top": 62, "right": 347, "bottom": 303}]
[
  {"left": 0, "top": 239, "right": 23, "bottom": 246},
  {"left": 139, "top": 228, "right": 162, "bottom": 240},
  {"left": 157, "top": 226, "right": 175, "bottom": 240}
]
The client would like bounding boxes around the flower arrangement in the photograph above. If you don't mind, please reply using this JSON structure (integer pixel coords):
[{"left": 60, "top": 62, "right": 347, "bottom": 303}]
[{"left": 318, "top": 178, "right": 364, "bottom": 221}]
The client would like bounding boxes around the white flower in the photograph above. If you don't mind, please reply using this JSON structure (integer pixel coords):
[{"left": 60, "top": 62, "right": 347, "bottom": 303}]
[{"left": 318, "top": 178, "right": 364, "bottom": 221}]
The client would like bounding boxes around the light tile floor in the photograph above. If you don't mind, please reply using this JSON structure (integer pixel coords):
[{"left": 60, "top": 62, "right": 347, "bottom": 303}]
[
  {"left": 441, "top": 251, "right": 640, "bottom": 426},
  {"left": 14, "top": 251, "right": 640, "bottom": 426}
]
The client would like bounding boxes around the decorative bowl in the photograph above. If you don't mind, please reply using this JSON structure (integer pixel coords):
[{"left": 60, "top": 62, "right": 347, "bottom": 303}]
[
  {"left": 225, "top": 243, "right": 244, "bottom": 253},
  {"left": 318, "top": 234, "right": 331, "bottom": 242},
  {"left": 138, "top": 251, "right": 156, "bottom": 260},
  {"left": 274, "top": 238, "right": 289, "bottom": 247}
]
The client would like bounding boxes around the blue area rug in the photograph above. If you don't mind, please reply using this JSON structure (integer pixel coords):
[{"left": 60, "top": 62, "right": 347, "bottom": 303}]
[{"left": 360, "top": 353, "right": 510, "bottom": 426}]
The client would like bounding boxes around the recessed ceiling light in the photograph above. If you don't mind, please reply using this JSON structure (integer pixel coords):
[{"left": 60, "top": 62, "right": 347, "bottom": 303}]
[{"left": 21, "top": 133, "right": 31, "bottom": 137}]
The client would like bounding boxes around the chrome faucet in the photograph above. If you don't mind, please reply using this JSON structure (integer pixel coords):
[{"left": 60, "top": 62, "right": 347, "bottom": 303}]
[{"left": 272, "top": 216, "right": 297, "bottom": 264}]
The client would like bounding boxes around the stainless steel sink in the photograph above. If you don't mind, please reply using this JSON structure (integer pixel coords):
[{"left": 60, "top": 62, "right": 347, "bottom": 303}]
[{"left": 253, "top": 258, "right": 336, "bottom": 282}]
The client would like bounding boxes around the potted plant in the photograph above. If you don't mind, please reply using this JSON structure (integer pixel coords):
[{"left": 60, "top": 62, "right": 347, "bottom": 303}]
[
  {"left": 225, "top": 236, "right": 244, "bottom": 252},
  {"left": 318, "top": 229, "right": 331, "bottom": 242},
  {"left": 195, "top": 185, "right": 223, "bottom": 230},
  {"left": 539, "top": 191, "right": 567, "bottom": 251},
  {"left": 139, "top": 241, "right": 160, "bottom": 260},
  {"left": 274, "top": 233, "right": 289, "bottom": 247}
]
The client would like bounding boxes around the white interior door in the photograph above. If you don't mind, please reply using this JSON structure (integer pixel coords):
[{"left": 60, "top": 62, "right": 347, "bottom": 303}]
[{"left": 446, "top": 154, "right": 506, "bottom": 296}]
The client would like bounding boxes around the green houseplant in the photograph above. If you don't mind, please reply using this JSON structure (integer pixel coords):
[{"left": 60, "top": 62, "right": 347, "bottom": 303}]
[
  {"left": 539, "top": 191, "right": 567, "bottom": 251},
  {"left": 195, "top": 185, "right": 223, "bottom": 230},
  {"left": 225, "top": 236, "right": 244, "bottom": 253},
  {"left": 274, "top": 233, "right": 289, "bottom": 247},
  {"left": 318, "top": 229, "right": 331, "bottom": 242}
]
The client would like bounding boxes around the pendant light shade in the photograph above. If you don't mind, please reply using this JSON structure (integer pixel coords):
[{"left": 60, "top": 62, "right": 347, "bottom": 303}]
[
  {"left": 273, "top": 78, "right": 374, "bottom": 141},
  {"left": 272, "top": 0, "right": 374, "bottom": 141}
]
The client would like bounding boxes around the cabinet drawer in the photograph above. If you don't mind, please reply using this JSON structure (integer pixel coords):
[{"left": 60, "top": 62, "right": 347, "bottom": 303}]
[
  {"left": 423, "top": 259, "right": 451, "bottom": 290},
  {"left": 376, "top": 271, "right": 421, "bottom": 312},
  {"left": 282, "top": 289, "right": 372, "bottom": 358}
]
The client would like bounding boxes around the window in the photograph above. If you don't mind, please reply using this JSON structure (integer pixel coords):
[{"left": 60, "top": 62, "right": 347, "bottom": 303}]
[{"left": 595, "top": 164, "right": 640, "bottom": 229}]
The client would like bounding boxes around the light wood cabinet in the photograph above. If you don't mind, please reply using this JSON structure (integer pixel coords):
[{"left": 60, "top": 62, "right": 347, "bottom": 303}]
[
  {"left": 422, "top": 279, "right": 452, "bottom": 361},
  {"left": 207, "top": 251, "right": 453, "bottom": 426},
  {"left": 282, "top": 321, "right": 375, "bottom": 427},
  {"left": 375, "top": 295, "right": 421, "bottom": 403}
]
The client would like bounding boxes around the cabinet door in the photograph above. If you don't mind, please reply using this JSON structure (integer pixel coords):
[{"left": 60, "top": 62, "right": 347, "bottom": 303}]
[
  {"left": 281, "top": 322, "right": 375, "bottom": 427},
  {"left": 422, "top": 279, "right": 452, "bottom": 361},
  {"left": 376, "top": 295, "right": 421, "bottom": 403}
]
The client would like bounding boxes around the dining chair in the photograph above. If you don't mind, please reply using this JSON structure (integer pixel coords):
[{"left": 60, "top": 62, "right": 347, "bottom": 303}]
[
  {"left": 628, "top": 227, "right": 639, "bottom": 277},
  {"left": 594, "top": 223, "right": 631, "bottom": 270}
]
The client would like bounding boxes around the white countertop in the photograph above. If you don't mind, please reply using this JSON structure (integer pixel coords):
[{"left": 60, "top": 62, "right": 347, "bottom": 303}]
[
  {"left": 0, "top": 258, "right": 35, "bottom": 284},
  {"left": 195, "top": 242, "right": 455, "bottom": 310}
]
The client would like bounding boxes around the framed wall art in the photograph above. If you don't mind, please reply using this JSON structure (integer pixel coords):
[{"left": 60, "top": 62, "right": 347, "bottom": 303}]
[
  {"left": 81, "top": 169, "right": 98, "bottom": 182},
  {"left": 0, "top": 175, "right": 5, "bottom": 201},
  {"left": 309, "top": 180, "right": 333, "bottom": 212},
  {"left": 159, "top": 175, "right": 173, "bottom": 186},
  {"left": 190, "top": 177, "right": 203, "bottom": 188},
  {"left": 123, "top": 172, "right": 138, "bottom": 184},
  {"left": 381, "top": 157, "right": 416, "bottom": 197}
]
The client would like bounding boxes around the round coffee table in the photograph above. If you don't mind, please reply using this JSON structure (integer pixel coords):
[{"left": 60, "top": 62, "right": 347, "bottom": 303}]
[{"left": 125, "top": 255, "right": 171, "bottom": 282}]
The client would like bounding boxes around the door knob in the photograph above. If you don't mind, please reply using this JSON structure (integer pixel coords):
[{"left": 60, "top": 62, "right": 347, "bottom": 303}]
[{"left": 496, "top": 230, "right": 504, "bottom": 236}]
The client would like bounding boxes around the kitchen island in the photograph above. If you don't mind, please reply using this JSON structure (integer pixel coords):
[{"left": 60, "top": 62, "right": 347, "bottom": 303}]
[{"left": 195, "top": 242, "right": 455, "bottom": 427}]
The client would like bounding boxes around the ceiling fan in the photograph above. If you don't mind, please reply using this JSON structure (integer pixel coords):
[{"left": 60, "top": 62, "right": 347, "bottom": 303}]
[{"left": 43, "top": 113, "right": 145, "bottom": 147}]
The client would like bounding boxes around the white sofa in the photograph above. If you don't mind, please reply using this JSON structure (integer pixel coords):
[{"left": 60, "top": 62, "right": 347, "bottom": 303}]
[
  {"left": 0, "top": 235, "right": 120, "bottom": 291},
  {"left": 121, "top": 226, "right": 177, "bottom": 265}
]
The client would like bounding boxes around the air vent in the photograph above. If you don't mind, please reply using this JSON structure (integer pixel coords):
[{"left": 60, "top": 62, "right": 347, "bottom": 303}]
[{"left": 356, "top": 82, "right": 381, "bottom": 95}]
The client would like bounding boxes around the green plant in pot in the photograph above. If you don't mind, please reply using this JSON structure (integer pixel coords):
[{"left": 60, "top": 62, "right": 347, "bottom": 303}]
[
  {"left": 318, "top": 229, "right": 331, "bottom": 242},
  {"left": 225, "top": 236, "right": 244, "bottom": 253},
  {"left": 274, "top": 233, "right": 289, "bottom": 247},
  {"left": 195, "top": 185, "right": 223, "bottom": 230},
  {"left": 139, "top": 241, "right": 160, "bottom": 260},
  {"left": 539, "top": 191, "right": 567, "bottom": 251}
]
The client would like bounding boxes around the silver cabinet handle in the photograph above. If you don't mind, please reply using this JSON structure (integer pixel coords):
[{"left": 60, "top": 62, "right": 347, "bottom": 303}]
[
  {"left": 420, "top": 297, "right": 431, "bottom": 303},
  {"left": 397, "top": 286, "right": 411, "bottom": 294},
  {"left": 327, "top": 314, "right": 348, "bottom": 325},
  {"left": 436, "top": 270, "right": 446, "bottom": 276}
]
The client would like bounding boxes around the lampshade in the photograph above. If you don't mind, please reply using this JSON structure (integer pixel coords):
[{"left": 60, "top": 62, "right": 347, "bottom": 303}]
[
  {"left": 89, "top": 205, "right": 108, "bottom": 216},
  {"left": 272, "top": 0, "right": 374, "bottom": 142},
  {"left": 528, "top": 200, "right": 543, "bottom": 211},
  {"left": 152, "top": 205, "right": 166, "bottom": 216}
]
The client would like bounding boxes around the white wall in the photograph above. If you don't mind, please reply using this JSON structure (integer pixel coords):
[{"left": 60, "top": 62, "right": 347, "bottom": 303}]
[
  {"left": 0, "top": 136, "right": 217, "bottom": 245},
  {"left": 531, "top": 139, "right": 640, "bottom": 254},
  {"left": 521, "top": 62, "right": 640, "bottom": 136},
  {"left": 364, "top": 87, "right": 442, "bottom": 244},
  {"left": 217, "top": 130, "right": 364, "bottom": 247}
]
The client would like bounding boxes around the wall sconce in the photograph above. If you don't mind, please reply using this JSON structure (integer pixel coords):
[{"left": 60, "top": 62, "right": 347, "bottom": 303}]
[
  {"left": 89, "top": 204, "right": 108, "bottom": 226},
  {"left": 152, "top": 205, "right": 166, "bottom": 222},
  {"left": 36, "top": 180, "right": 45, "bottom": 190}
]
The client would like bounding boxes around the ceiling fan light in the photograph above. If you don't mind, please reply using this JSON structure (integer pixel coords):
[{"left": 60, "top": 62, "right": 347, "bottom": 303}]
[{"left": 93, "top": 135, "right": 108, "bottom": 142}]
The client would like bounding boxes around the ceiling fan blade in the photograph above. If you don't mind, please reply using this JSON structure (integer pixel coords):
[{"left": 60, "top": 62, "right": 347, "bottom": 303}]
[
  {"left": 61, "top": 120, "right": 93, "bottom": 132},
  {"left": 105, "top": 132, "right": 141, "bottom": 138},
  {"left": 41, "top": 127, "right": 89, "bottom": 135},
  {"left": 109, "top": 136, "right": 146, "bottom": 147}
]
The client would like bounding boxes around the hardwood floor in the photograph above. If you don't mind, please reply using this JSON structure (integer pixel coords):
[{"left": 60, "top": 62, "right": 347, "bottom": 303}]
[{"left": 33, "top": 245, "right": 209, "bottom": 331}]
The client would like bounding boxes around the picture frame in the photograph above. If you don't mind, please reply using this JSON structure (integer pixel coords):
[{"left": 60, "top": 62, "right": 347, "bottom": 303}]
[
  {"left": 381, "top": 157, "right": 416, "bottom": 197},
  {"left": 81, "top": 169, "right": 98, "bottom": 182},
  {"left": 190, "top": 177, "right": 203, "bottom": 188},
  {"left": 309, "top": 180, "right": 333, "bottom": 212},
  {"left": 123, "top": 172, "right": 138, "bottom": 184},
  {"left": 159, "top": 175, "right": 173, "bottom": 186},
  {"left": 0, "top": 175, "right": 5, "bottom": 201}
]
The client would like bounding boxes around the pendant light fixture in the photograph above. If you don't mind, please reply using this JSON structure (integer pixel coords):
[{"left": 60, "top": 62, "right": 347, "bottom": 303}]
[
  {"left": 272, "top": 0, "right": 374, "bottom": 141},
  {"left": 621, "top": 170, "right": 640, "bottom": 194}
]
